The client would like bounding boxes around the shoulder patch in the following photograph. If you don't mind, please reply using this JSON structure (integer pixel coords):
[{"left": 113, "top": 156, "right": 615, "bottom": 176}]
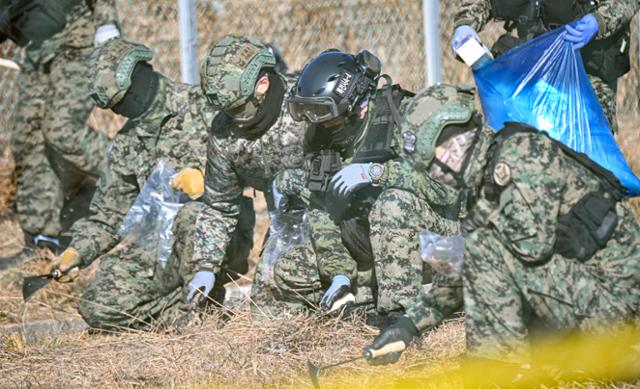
[{"left": 493, "top": 162, "right": 512, "bottom": 186}]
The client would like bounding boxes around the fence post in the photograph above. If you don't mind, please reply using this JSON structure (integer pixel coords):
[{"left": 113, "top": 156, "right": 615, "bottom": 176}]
[
  {"left": 178, "top": 0, "right": 199, "bottom": 85},
  {"left": 423, "top": 0, "right": 442, "bottom": 86}
]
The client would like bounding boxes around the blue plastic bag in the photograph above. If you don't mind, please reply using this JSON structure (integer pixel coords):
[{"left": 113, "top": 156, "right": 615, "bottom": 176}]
[{"left": 474, "top": 27, "right": 640, "bottom": 196}]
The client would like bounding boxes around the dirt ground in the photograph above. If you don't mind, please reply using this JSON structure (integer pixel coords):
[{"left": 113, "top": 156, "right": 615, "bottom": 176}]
[{"left": 0, "top": 118, "right": 638, "bottom": 388}]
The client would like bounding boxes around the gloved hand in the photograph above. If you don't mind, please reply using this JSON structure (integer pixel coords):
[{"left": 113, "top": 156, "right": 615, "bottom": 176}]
[
  {"left": 187, "top": 271, "right": 215, "bottom": 305},
  {"left": 94, "top": 23, "right": 120, "bottom": 47},
  {"left": 46, "top": 247, "right": 82, "bottom": 283},
  {"left": 172, "top": 168, "right": 205, "bottom": 200},
  {"left": 320, "top": 275, "right": 354, "bottom": 312},
  {"left": 329, "top": 163, "right": 372, "bottom": 197},
  {"left": 364, "top": 314, "right": 418, "bottom": 366},
  {"left": 451, "top": 25, "right": 481, "bottom": 54},
  {"left": 564, "top": 14, "right": 599, "bottom": 50}
]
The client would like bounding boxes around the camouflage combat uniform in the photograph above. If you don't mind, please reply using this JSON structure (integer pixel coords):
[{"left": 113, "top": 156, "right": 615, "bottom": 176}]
[
  {"left": 252, "top": 84, "right": 466, "bottom": 324},
  {"left": 193, "top": 38, "right": 306, "bottom": 323},
  {"left": 454, "top": 0, "right": 640, "bottom": 132},
  {"left": 412, "top": 118, "right": 640, "bottom": 361},
  {"left": 250, "top": 167, "right": 379, "bottom": 318},
  {"left": 194, "top": 83, "right": 306, "bottom": 294},
  {"left": 10, "top": 0, "right": 118, "bottom": 237},
  {"left": 71, "top": 76, "right": 254, "bottom": 330}
]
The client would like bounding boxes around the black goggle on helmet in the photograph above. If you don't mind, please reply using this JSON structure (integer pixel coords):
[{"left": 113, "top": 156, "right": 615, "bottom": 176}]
[{"left": 288, "top": 49, "right": 381, "bottom": 124}]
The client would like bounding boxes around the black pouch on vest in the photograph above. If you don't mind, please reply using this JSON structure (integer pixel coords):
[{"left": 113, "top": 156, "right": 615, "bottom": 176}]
[
  {"left": 307, "top": 150, "right": 342, "bottom": 193},
  {"left": 555, "top": 191, "right": 618, "bottom": 262},
  {"left": 491, "top": 33, "right": 524, "bottom": 58},
  {"left": 10, "top": 0, "right": 83, "bottom": 47}
]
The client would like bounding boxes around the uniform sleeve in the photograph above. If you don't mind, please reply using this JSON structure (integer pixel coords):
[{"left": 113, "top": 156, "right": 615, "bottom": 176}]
[
  {"left": 92, "top": 0, "right": 119, "bottom": 26},
  {"left": 383, "top": 158, "right": 461, "bottom": 213},
  {"left": 404, "top": 271, "right": 463, "bottom": 332},
  {"left": 454, "top": 0, "right": 493, "bottom": 31},
  {"left": 487, "top": 133, "right": 564, "bottom": 263},
  {"left": 307, "top": 207, "right": 359, "bottom": 282},
  {"left": 69, "top": 134, "right": 139, "bottom": 266},
  {"left": 192, "top": 137, "right": 242, "bottom": 274},
  {"left": 593, "top": 0, "right": 640, "bottom": 40}
]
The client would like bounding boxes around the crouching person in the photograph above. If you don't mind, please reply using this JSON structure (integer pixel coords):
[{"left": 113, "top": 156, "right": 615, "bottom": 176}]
[
  {"left": 46, "top": 39, "right": 255, "bottom": 331},
  {"left": 252, "top": 51, "right": 464, "bottom": 328},
  {"left": 367, "top": 117, "right": 640, "bottom": 366}
]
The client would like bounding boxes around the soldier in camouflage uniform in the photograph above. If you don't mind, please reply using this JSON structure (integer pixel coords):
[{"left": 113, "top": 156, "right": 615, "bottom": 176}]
[
  {"left": 366, "top": 110, "right": 640, "bottom": 364},
  {"left": 451, "top": 0, "right": 640, "bottom": 132},
  {"left": 191, "top": 36, "right": 307, "bottom": 316},
  {"left": 254, "top": 51, "right": 464, "bottom": 342},
  {"left": 47, "top": 39, "right": 255, "bottom": 330},
  {"left": 0, "top": 0, "right": 120, "bottom": 249}
]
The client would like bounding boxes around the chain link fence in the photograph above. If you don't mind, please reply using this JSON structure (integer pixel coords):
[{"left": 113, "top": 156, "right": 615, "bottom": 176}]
[{"left": 0, "top": 0, "right": 638, "bottom": 139}]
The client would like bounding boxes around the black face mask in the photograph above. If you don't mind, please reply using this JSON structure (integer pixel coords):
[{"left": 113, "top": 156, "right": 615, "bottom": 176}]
[
  {"left": 227, "top": 70, "right": 285, "bottom": 140},
  {"left": 112, "top": 62, "right": 160, "bottom": 119},
  {"left": 324, "top": 114, "right": 365, "bottom": 155}
]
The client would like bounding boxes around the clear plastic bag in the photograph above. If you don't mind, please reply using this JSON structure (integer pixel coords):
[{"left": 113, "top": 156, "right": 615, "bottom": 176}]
[
  {"left": 420, "top": 230, "right": 465, "bottom": 276},
  {"left": 259, "top": 185, "right": 311, "bottom": 282},
  {"left": 474, "top": 26, "right": 640, "bottom": 196},
  {"left": 119, "top": 160, "right": 187, "bottom": 268}
]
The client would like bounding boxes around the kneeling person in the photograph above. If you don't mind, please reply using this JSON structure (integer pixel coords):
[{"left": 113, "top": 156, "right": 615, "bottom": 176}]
[
  {"left": 252, "top": 50, "right": 464, "bottom": 334},
  {"left": 47, "top": 39, "right": 255, "bottom": 330},
  {"left": 388, "top": 118, "right": 640, "bottom": 363}
]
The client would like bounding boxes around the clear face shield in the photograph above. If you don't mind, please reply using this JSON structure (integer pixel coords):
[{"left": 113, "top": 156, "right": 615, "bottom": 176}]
[{"left": 429, "top": 129, "right": 477, "bottom": 188}]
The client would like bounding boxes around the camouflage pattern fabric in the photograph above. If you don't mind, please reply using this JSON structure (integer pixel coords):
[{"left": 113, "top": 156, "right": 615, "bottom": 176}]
[
  {"left": 200, "top": 36, "right": 276, "bottom": 110},
  {"left": 89, "top": 38, "right": 153, "bottom": 109},
  {"left": 366, "top": 84, "right": 466, "bottom": 321},
  {"left": 252, "top": 85, "right": 466, "bottom": 326},
  {"left": 12, "top": 45, "right": 111, "bottom": 236},
  {"left": 369, "top": 188, "right": 460, "bottom": 315},
  {"left": 71, "top": 76, "right": 254, "bottom": 330},
  {"left": 453, "top": 0, "right": 640, "bottom": 132},
  {"left": 79, "top": 201, "right": 252, "bottom": 330},
  {"left": 250, "top": 200, "right": 377, "bottom": 320},
  {"left": 453, "top": 0, "right": 640, "bottom": 40},
  {"left": 10, "top": 0, "right": 118, "bottom": 236},
  {"left": 460, "top": 129, "right": 640, "bottom": 361},
  {"left": 193, "top": 73, "right": 306, "bottom": 276}
]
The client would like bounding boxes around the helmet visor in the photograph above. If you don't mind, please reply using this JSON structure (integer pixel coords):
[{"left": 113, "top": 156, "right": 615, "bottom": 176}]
[{"left": 287, "top": 96, "right": 340, "bottom": 124}]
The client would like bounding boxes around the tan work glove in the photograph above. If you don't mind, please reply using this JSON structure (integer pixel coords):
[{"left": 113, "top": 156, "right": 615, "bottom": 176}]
[
  {"left": 46, "top": 247, "right": 82, "bottom": 283},
  {"left": 171, "top": 168, "right": 205, "bottom": 200}
]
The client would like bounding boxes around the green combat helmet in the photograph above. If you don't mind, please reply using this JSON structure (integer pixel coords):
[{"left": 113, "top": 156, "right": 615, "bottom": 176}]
[
  {"left": 89, "top": 39, "right": 153, "bottom": 109},
  {"left": 200, "top": 36, "right": 276, "bottom": 111},
  {"left": 400, "top": 83, "right": 476, "bottom": 168}
]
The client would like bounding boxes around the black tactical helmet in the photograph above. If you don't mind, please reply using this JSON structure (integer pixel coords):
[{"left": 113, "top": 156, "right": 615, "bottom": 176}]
[{"left": 288, "top": 49, "right": 381, "bottom": 124}]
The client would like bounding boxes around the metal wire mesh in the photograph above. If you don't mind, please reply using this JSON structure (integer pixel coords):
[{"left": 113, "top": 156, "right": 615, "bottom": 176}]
[{"left": 0, "top": 0, "right": 638, "bottom": 138}]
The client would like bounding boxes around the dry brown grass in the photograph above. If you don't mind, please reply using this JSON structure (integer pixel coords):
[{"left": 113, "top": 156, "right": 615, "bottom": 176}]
[{"left": 0, "top": 307, "right": 467, "bottom": 388}]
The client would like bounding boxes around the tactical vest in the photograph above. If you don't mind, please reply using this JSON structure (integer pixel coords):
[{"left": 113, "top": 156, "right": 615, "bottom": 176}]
[
  {"left": 490, "top": 0, "right": 631, "bottom": 88},
  {"left": 304, "top": 84, "right": 413, "bottom": 270},
  {"left": 9, "top": 0, "right": 87, "bottom": 47},
  {"left": 484, "top": 122, "right": 625, "bottom": 264},
  {"left": 351, "top": 83, "right": 415, "bottom": 163}
]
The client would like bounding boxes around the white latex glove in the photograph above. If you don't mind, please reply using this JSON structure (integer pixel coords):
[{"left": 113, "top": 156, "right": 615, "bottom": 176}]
[
  {"left": 329, "top": 163, "right": 373, "bottom": 197},
  {"left": 94, "top": 23, "right": 120, "bottom": 47},
  {"left": 187, "top": 271, "right": 215, "bottom": 304}
]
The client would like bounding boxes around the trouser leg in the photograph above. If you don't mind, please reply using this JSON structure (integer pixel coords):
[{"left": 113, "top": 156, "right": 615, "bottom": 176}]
[
  {"left": 369, "top": 188, "right": 459, "bottom": 313},
  {"left": 11, "top": 63, "right": 63, "bottom": 236}
]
